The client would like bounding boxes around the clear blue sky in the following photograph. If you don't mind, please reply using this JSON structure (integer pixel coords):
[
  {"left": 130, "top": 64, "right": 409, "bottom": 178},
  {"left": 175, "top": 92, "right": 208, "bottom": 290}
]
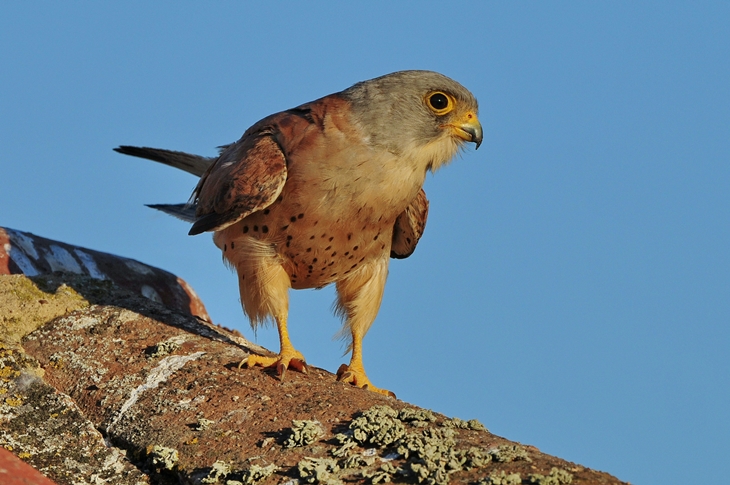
[{"left": 2, "top": 3, "right": 728, "bottom": 483}]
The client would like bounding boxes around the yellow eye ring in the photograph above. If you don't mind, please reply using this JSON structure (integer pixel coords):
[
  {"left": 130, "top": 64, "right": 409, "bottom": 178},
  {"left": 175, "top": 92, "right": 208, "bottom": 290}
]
[{"left": 425, "top": 91, "right": 455, "bottom": 115}]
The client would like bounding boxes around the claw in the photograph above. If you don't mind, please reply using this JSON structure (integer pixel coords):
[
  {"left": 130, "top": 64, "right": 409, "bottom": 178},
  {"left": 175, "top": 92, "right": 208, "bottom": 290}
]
[
  {"left": 241, "top": 315, "right": 308, "bottom": 380},
  {"left": 336, "top": 364, "right": 395, "bottom": 398},
  {"left": 243, "top": 348, "right": 308, "bottom": 381},
  {"left": 287, "top": 358, "right": 308, "bottom": 374},
  {"left": 338, "top": 371, "right": 353, "bottom": 382},
  {"left": 276, "top": 362, "right": 287, "bottom": 380}
]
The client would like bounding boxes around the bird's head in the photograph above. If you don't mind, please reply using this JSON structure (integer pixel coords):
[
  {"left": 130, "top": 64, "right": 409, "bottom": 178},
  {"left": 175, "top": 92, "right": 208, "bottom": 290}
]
[{"left": 343, "top": 70, "right": 482, "bottom": 172}]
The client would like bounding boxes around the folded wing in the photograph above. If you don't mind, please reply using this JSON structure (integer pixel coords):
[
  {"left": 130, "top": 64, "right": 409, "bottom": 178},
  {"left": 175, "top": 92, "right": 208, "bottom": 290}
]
[
  {"left": 188, "top": 131, "right": 288, "bottom": 235},
  {"left": 390, "top": 188, "right": 429, "bottom": 259}
]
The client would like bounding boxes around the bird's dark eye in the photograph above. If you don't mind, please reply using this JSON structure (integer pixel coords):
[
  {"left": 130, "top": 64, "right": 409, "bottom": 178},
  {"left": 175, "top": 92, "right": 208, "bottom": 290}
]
[
  {"left": 429, "top": 93, "right": 449, "bottom": 110},
  {"left": 425, "top": 91, "right": 455, "bottom": 115}
]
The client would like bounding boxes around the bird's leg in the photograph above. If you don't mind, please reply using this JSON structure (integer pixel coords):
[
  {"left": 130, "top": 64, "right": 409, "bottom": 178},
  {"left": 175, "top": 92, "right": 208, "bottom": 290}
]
[
  {"left": 241, "top": 313, "right": 307, "bottom": 379},
  {"left": 334, "top": 257, "right": 394, "bottom": 397},
  {"left": 230, "top": 251, "right": 307, "bottom": 379}
]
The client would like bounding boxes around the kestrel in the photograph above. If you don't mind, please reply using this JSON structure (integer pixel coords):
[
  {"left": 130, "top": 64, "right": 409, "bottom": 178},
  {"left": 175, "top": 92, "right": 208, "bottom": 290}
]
[{"left": 116, "top": 70, "right": 482, "bottom": 396}]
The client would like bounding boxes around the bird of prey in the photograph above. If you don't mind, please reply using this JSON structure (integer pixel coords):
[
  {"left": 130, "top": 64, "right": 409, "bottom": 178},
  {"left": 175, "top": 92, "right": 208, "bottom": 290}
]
[{"left": 116, "top": 70, "right": 482, "bottom": 396}]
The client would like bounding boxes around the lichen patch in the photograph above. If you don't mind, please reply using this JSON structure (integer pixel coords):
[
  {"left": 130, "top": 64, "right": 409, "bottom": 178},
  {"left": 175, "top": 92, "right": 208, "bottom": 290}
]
[
  {"left": 284, "top": 420, "right": 325, "bottom": 448},
  {"left": 279, "top": 405, "right": 510, "bottom": 485},
  {"left": 0, "top": 275, "right": 88, "bottom": 346}
]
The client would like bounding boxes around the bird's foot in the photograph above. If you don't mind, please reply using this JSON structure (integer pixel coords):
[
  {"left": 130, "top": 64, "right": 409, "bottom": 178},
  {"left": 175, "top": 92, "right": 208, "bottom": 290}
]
[
  {"left": 336, "top": 364, "right": 395, "bottom": 398},
  {"left": 240, "top": 348, "right": 308, "bottom": 380}
]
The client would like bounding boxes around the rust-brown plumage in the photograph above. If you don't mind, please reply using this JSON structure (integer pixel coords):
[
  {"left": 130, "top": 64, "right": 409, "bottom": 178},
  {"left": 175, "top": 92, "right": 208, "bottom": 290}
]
[{"left": 116, "top": 70, "right": 482, "bottom": 396}]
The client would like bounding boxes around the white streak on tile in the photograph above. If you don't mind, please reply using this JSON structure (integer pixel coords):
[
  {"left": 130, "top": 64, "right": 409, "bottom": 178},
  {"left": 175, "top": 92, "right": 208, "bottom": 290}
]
[
  {"left": 6, "top": 229, "right": 39, "bottom": 260},
  {"left": 125, "top": 260, "right": 153, "bottom": 275},
  {"left": 73, "top": 249, "right": 108, "bottom": 280},
  {"left": 45, "top": 245, "right": 83, "bottom": 273},
  {"left": 108, "top": 352, "right": 205, "bottom": 432},
  {"left": 140, "top": 284, "right": 163, "bottom": 303},
  {"left": 5, "top": 243, "right": 40, "bottom": 276}
]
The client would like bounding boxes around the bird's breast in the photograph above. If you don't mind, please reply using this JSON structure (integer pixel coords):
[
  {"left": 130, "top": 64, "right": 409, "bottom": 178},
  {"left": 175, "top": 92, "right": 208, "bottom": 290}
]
[
  {"left": 218, "top": 167, "right": 420, "bottom": 289},
  {"left": 247, "top": 189, "right": 397, "bottom": 288}
]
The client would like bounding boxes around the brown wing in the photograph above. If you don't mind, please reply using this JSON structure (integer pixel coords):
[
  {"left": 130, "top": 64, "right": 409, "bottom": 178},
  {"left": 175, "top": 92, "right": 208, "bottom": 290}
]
[
  {"left": 390, "top": 188, "right": 429, "bottom": 259},
  {"left": 189, "top": 126, "right": 287, "bottom": 235}
]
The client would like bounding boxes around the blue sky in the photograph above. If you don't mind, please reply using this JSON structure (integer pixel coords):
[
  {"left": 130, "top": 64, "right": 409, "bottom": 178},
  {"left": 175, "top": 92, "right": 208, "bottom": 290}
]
[{"left": 2, "top": 3, "right": 728, "bottom": 483}]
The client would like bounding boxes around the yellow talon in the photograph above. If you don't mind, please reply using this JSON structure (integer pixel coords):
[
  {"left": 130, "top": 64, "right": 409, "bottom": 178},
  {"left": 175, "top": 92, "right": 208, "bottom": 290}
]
[
  {"left": 336, "top": 363, "right": 395, "bottom": 398},
  {"left": 239, "top": 314, "right": 307, "bottom": 379},
  {"left": 244, "top": 348, "right": 308, "bottom": 379}
]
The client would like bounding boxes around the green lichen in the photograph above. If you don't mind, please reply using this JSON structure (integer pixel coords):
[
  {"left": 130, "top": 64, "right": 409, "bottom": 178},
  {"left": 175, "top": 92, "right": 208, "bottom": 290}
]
[
  {"left": 395, "top": 427, "right": 457, "bottom": 460},
  {"left": 201, "top": 460, "right": 231, "bottom": 483},
  {"left": 363, "top": 462, "right": 401, "bottom": 483},
  {"left": 479, "top": 470, "right": 523, "bottom": 485},
  {"left": 340, "top": 452, "right": 376, "bottom": 469},
  {"left": 284, "top": 419, "right": 324, "bottom": 448},
  {"left": 467, "top": 419, "right": 487, "bottom": 431},
  {"left": 528, "top": 467, "right": 573, "bottom": 484},
  {"left": 408, "top": 459, "right": 458, "bottom": 485},
  {"left": 441, "top": 417, "right": 467, "bottom": 429},
  {"left": 147, "top": 445, "right": 178, "bottom": 471},
  {"left": 147, "top": 340, "right": 180, "bottom": 358},
  {"left": 398, "top": 408, "right": 436, "bottom": 426},
  {"left": 394, "top": 428, "right": 468, "bottom": 485},
  {"left": 458, "top": 446, "right": 493, "bottom": 469},
  {"left": 196, "top": 417, "right": 215, "bottom": 431},
  {"left": 490, "top": 444, "right": 532, "bottom": 463},
  {"left": 297, "top": 456, "right": 341, "bottom": 484},
  {"left": 350, "top": 405, "right": 405, "bottom": 447},
  {"left": 238, "top": 463, "right": 278, "bottom": 485},
  {"left": 280, "top": 405, "right": 501, "bottom": 485},
  {"left": 199, "top": 462, "right": 277, "bottom": 485},
  {"left": 331, "top": 432, "right": 358, "bottom": 458},
  {"left": 442, "top": 417, "right": 487, "bottom": 431}
]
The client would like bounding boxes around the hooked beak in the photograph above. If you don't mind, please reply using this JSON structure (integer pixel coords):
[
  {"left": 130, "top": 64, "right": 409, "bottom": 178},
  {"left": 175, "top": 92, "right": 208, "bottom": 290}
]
[{"left": 451, "top": 112, "right": 483, "bottom": 149}]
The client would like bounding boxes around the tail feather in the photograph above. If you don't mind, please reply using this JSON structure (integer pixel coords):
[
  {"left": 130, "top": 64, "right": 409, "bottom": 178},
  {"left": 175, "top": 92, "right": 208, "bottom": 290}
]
[
  {"left": 146, "top": 203, "right": 197, "bottom": 223},
  {"left": 114, "top": 145, "right": 214, "bottom": 177}
]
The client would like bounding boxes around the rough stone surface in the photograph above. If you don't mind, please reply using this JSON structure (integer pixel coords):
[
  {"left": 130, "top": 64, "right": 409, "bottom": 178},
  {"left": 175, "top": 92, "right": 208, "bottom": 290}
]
[
  {"left": 0, "top": 232, "right": 628, "bottom": 485},
  {"left": 0, "top": 346, "right": 147, "bottom": 484}
]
